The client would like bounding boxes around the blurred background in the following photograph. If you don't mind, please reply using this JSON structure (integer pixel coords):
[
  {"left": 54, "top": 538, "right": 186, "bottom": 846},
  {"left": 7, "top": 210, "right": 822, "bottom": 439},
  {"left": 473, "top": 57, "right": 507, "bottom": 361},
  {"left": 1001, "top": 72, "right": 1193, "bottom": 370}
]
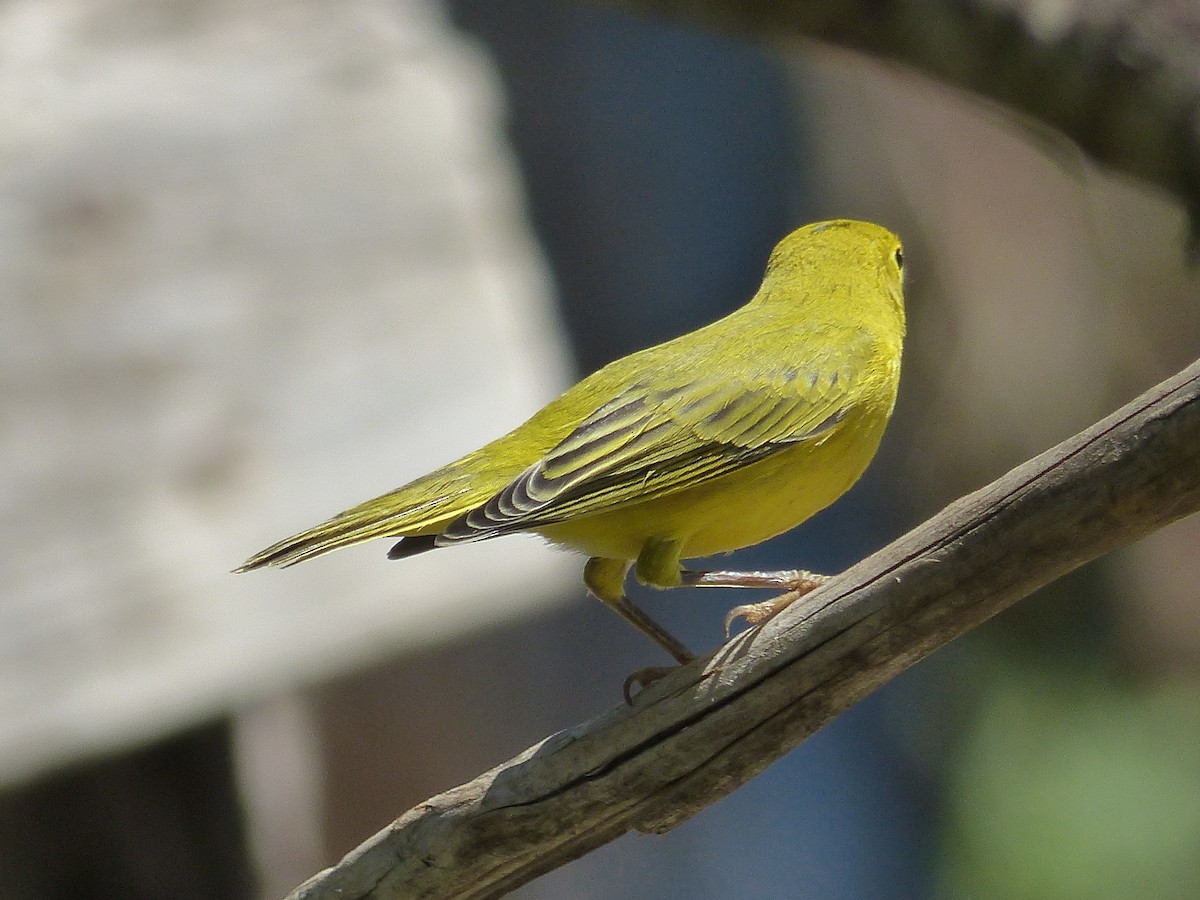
[{"left": 2, "top": 1, "right": 1199, "bottom": 898}]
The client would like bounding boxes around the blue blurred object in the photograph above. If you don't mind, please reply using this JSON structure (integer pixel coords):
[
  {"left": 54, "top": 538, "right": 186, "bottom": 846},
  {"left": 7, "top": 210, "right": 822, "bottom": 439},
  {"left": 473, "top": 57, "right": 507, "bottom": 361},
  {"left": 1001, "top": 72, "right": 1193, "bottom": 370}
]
[
  {"left": 450, "top": 3, "right": 935, "bottom": 897},
  {"left": 451, "top": 0, "right": 801, "bottom": 368}
]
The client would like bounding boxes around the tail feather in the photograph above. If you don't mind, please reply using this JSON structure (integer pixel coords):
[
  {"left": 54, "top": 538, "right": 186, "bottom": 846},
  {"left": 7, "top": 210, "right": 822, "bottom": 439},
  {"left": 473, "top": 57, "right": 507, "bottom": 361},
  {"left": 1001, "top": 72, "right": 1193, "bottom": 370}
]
[
  {"left": 236, "top": 443, "right": 537, "bottom": 573},
  {"left": 386, "top": 534, "right": 439, "bottom": 560},
  {"left": 234, "top": 517, "right": 417, "bottom": 570},
  {"left": 235, "top": 492, "right": 465, "bottom": 572}
]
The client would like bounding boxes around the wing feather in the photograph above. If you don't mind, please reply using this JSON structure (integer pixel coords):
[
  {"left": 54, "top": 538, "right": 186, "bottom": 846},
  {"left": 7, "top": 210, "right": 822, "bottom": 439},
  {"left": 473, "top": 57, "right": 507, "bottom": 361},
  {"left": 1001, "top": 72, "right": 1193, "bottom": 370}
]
[{"left": 439, "top": 347, "right": 864, "bottom": 545}]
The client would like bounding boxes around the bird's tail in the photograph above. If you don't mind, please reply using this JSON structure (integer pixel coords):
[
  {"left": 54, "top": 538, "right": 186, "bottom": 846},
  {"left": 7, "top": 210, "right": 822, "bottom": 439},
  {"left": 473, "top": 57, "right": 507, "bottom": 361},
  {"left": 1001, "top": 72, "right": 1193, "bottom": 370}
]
[{"left": 234, "top": 480, "right": 470, "bottom": 571}]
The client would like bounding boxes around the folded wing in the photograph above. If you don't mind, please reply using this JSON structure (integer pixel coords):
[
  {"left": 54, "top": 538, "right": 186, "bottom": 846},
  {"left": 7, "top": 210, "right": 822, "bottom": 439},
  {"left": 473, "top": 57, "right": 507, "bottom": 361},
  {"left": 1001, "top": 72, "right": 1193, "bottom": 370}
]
[{"left": 438, "top": 354, "right": 859, "bottom": 545}]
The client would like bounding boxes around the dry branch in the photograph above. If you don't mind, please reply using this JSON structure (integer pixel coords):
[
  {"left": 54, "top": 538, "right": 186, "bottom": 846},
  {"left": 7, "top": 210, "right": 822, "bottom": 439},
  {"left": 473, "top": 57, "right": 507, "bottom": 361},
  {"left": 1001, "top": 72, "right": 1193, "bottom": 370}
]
[{"left": 287, "top": 358, "right": 1200, "bottom": 899}]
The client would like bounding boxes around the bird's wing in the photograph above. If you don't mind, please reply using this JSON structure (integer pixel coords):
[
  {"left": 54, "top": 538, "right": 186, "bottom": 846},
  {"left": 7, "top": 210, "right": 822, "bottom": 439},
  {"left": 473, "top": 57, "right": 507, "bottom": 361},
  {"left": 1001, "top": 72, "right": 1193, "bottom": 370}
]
[{"left": 438, "top": 348, "right": 863, "bottom": 543}]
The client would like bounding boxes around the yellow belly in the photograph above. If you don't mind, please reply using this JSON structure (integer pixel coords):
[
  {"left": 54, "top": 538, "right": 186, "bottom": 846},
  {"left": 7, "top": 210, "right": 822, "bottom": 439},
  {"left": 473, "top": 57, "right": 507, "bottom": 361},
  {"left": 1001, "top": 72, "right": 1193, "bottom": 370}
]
[{"left": 536, "top": 409, "right": 887, "bottom": 562}]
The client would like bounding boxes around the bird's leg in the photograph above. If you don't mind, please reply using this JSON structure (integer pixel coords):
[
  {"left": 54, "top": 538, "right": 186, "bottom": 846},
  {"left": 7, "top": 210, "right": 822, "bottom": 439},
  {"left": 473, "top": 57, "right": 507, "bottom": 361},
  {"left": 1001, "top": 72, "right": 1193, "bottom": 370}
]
[
  {"left": 679, "top": 568, "right": 833, "bottom": 638},
  {"left": 584, "top": 557, "right": 695, "bottom": 665},
  {"left": 678, "top": 568, "right": 830, "bottom": 591},
  {"left": 587, "top": 550, "right": 699, "bottom": 703}
]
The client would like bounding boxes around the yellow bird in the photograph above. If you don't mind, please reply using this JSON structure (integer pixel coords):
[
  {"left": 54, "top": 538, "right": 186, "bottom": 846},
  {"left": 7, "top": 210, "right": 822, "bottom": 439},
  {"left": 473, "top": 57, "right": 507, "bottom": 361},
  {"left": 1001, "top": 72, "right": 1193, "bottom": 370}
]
[{"left": 238, "top": 219, "right": 905, "bottom": 671}]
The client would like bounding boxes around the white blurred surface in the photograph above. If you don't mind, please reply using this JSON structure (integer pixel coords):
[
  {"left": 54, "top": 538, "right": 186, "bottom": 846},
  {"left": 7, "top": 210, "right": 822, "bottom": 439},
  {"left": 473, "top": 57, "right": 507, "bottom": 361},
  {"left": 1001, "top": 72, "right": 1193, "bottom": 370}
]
[{"left": 0, "top": 0, "right": 575, "bottom": 786}]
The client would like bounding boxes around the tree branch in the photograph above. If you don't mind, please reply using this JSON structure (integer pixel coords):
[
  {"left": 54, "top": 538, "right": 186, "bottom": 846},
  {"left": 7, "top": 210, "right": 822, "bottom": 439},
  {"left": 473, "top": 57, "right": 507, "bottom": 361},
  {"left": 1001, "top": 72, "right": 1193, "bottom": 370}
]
[
  {"left": 286, "top": 358, "right": 1200, "bottom": 899},
  {"left": 607, "top": 0, "right": 1200, "bottom": 223}
]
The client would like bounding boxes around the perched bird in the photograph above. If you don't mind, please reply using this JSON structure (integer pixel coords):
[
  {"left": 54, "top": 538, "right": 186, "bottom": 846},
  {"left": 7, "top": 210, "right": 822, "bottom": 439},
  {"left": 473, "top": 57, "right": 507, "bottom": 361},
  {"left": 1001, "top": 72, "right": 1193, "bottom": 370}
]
[{"left": 237, "top": 219, "right": 906, "bottom": 674}]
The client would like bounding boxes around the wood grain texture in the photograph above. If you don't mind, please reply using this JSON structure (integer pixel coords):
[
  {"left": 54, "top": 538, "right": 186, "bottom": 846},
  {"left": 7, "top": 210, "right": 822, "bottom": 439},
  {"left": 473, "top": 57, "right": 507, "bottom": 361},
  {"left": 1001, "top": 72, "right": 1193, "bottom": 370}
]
[{"left": 288, "top": 358, "right": 1200, "bottom": 899}]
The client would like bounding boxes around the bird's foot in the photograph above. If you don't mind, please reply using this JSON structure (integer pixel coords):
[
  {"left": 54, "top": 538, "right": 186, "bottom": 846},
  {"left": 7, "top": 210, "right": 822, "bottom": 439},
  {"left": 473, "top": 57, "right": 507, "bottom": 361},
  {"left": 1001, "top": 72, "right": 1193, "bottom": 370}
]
[
  {"left": 623, "top": 666, "right": 679, "bottom": 704},
  {"left": 722, "top": 577, "right": 828, "bottom": 638}
]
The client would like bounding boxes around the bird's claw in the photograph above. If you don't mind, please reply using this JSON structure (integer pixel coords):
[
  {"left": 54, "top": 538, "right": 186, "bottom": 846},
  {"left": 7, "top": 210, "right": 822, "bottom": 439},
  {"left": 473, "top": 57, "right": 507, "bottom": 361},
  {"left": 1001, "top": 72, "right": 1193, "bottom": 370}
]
[
  {"left": 723, "top": 587, "right": 811, "bottom": 638},
  {"left": 622, "top": 665, "right": 678, "bottom": 704}
]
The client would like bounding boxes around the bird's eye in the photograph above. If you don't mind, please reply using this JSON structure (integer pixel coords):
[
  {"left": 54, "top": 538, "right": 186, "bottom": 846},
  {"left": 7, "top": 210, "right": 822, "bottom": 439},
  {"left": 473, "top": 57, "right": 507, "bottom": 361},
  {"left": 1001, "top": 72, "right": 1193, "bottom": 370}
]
[{"left": 894, "top": 248, "right": 904, "bottom": 269}]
